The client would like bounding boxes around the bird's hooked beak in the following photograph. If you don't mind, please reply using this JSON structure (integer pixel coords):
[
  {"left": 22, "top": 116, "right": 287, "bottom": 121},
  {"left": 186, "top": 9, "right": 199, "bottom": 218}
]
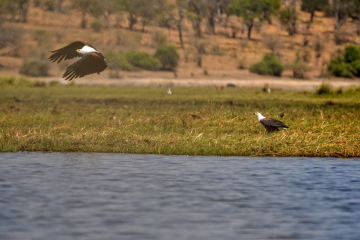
[{"left": 76, "top": 49, "right": 80, "bottom": 53}]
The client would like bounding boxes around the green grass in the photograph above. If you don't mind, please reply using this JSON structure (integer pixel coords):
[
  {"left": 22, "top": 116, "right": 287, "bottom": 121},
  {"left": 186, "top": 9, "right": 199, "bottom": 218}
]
[{"left": 0, "top": 76, "right": 360, "bottom": 157}]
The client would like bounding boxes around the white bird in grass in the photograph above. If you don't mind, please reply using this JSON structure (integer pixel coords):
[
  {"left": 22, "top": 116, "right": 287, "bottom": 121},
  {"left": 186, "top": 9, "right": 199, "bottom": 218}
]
[{"left": 167, "top": 88, "right": 172, "bottom": 95}]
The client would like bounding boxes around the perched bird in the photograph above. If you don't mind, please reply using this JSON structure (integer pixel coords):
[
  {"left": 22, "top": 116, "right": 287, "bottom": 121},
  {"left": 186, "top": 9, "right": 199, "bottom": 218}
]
[
  {"left": 262, "top": 84, "right": 271, "bottom": 93},
  {"left": 49, "top": 41, "right": 107, "bottom": 81},
  {"left": 167, "top": 88, "right": 172, "bottom": 95},
  {"left": 255, "top": 112, "right": 289, "bottom": 133}
]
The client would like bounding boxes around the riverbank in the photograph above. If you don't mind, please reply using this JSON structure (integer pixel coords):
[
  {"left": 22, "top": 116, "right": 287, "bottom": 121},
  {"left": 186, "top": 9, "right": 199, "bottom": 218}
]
[{"left": 0, "top": 76, "right": 359, "bottom": 157}]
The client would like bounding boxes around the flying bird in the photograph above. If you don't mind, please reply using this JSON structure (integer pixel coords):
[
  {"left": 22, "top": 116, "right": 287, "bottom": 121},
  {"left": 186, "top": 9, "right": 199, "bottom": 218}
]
[
  {"left": 255, "top": 112, "right": 289, "bottom": 133},
  {"left": 49, "top": 41, "right": 107, "bottom": 81}
]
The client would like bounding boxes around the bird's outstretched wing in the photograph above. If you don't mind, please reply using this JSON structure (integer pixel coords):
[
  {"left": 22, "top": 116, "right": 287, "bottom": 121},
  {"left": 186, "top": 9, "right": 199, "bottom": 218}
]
[
  {"left": 48, "top": 41, "right": 87, "bottom": 63},
  {"left": 63, "top": 52, "right": 107, "bottom": 81}
]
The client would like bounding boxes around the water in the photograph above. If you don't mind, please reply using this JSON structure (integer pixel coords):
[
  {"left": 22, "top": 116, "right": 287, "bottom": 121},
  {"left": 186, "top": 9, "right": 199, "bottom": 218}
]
[{"left": 1, "top": 153, "right": 360, "bottom": 240}]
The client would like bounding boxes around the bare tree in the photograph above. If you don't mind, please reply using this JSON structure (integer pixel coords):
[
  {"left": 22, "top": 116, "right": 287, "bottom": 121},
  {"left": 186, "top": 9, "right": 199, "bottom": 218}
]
[
  {"left": 116, "top": 0, "right": 138, "bottom": 30},
  {"left": 186, "top": 0, "right": 207, "bottom": 37},
  {"left": 332, "top": 0, "right": 353, "bottom": 34},
  {"left": 91, "top": 0, "right": 121, "bottom": 29},
  {"left": 279, "top": 0, "right": 299, "bottom": 36},
  {"left": 71, "top": 0, "right": 93, "bottom": 28}
]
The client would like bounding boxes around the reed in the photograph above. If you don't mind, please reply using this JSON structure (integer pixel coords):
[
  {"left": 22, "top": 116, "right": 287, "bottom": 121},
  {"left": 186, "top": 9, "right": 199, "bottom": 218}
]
[{"left": 0, "top": 77, "right": 359, "bottom": 157}]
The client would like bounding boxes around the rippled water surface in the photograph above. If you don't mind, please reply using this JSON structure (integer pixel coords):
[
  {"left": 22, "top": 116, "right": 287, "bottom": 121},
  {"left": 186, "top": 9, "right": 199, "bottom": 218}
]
[{"left": 1, "top": 153, "right": 360, "bottom": 240}]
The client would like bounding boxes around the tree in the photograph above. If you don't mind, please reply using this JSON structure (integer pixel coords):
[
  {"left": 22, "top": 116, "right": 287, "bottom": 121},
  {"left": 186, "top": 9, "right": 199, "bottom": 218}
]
[
  {"left": 228, "top": 0, "right": 274, "bottom": 39},
  {"left": 71, "top": 0, "right": 93, "bottom": 28},
  {"left": 159, "top": 0, "right": 186, "bottom": 48},
  {"left": 279, "top": 0, "right": 299, "bottom": 36},
  {"left": 116, "top": 0, "right": 138, "bottom": 30},
  {"left": 332, "top": 0, "right": 354, "bottom": 35},
  {"left": 0, "top": 0, "right": 30, "bottom": 22},
  {"left": 90, "top": 0, "right": 121, "bottom": 29},
  {"left": 136, "top": 1, "right": 157, "bottom": 32},
  {"left": 186, "top": 0, "right": 207, "bottom": 37},
  {"left": 301, "top": 0, "right": 328, "bottom": 24}
]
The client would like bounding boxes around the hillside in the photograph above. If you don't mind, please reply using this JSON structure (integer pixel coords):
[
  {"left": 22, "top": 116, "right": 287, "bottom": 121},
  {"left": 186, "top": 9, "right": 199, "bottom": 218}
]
[{"left": 1, "top": 0, "right": 360, "bottom": 89}]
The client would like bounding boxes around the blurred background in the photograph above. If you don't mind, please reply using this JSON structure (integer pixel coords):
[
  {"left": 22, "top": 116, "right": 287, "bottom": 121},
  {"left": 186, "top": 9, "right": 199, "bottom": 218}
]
[{"left": 1, "top": 0, "right": 360, "bottom": 84}]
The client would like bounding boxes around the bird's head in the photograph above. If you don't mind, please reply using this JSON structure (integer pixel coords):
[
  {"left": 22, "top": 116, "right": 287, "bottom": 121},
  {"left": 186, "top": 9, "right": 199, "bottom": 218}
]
[
  {"left": 255, "top": 112, "right": 265, "bottom": 121},
  {"left": 76, "top": 49, "right": 84, "bottom": 56}
]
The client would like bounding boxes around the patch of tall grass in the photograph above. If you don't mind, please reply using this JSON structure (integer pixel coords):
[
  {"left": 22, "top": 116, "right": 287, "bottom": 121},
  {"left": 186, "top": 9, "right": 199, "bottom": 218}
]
[{"left": 0, "top": 80, "right": 359, "bottom": 157}]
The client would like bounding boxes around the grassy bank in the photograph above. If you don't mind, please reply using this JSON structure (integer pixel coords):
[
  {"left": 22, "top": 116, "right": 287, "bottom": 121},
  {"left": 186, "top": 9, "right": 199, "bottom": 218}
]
[{"left": 0, "top": 76, "right": 359, "bottom": 157}]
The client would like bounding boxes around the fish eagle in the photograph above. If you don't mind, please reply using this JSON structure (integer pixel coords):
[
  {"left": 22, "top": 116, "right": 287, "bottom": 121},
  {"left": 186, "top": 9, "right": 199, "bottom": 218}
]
[
  {"left": 255, "top": 112, "right": 289, "bottom": 133},
  {"left": 49, "top": 41, "right": 107, "bottom": 81}
]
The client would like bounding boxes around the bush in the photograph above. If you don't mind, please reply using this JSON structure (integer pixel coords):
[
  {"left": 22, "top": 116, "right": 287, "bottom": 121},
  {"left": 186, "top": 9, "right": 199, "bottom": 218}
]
[
  {"left": 105, "top": 50, "right": 160, "bottom": 71},
  {"left": 316, "top": 83, "right": 332, "bottom": 95},
  {"left": 124, "top": 51, "right": 160, "bottom": 70},
  {"left": 0, "top": 76, "right": 32, "bottom": 87},
  {"left": 327, "top": 44, "right": 360, "bottom": 78},
  {"left": 19, "top": 59, "right": 49, "bottom": 77},
  {"left": 289, "top": 57, "right": 310, "bottom": 79},
  {"left": 104, "top": 51, "right": 136, "bottom": 72},
  {"left": 262, "top": 33, "right": 281, "bottom": 53},
  {"left": 154, "top": 44, "right": 179, "bottom": 70},
  {"left": 151, "top": 29, "right": 167, "bottom": 47},
  {"left": 328, "top": 56, "right": 354, "bottom": 78},
  {"left": 90, "top": 19, "right": 103, "bottom": 32},
  {"left": 344, "top": 44, "right": 360, "bottom": 63},
  {"left": 250, "top": 53, "right": 284, "bottom": 77}
]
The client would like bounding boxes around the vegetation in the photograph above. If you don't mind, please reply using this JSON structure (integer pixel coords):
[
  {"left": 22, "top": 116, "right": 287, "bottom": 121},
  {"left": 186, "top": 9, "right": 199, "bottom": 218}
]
[
  {"left": 154, "top": 44, "right": 180, "bottom": 70},
  {"left": 250, "top": 53, "right": 284, "bottom": 76},
  {"left": 124, "top": 51, "right": 161, "bottom": 70},
  {"left": 328, "top": 44, "right": 360, "bottom": 78},
  {"left": 2, "top": 0, "right": 360, "bottom": 80},
  {"left": 105, "top": 50, "right": 161, "bottom": 72},
  {"left": 90, "top": 19, "right": 103, "bottom": 32},
  {"left": 0, "top": 76, "right": 359, "bottom": 157},
  {"left": 19, "top": 59, "right": 50, "bottom": 77}
]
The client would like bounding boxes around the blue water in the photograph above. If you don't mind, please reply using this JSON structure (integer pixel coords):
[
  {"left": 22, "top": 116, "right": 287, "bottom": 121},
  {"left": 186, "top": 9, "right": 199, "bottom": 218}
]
[{"left": 1, "top": 153, "right": 360, "bottom": 240}]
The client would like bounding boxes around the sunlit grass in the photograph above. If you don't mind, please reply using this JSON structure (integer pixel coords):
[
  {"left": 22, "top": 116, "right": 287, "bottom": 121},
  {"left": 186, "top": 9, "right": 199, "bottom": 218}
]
[{"left": 0, "top": 76, "right": 359, "bottom": 157}]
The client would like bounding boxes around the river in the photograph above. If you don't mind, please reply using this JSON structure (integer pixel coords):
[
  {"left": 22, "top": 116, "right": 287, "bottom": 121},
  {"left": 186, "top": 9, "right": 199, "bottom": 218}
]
[{"left": 1, "top": 153, "right": 360, "bottom": 240}]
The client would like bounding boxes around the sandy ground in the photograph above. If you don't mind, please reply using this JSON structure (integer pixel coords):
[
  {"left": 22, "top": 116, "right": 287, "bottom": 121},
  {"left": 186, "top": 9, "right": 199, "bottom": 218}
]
[
  {"left": 3, "top": 69, "right": 360, "bottom": 91},
  {"left": 25, "top": 71, "right": 360, "bottom": 91}
]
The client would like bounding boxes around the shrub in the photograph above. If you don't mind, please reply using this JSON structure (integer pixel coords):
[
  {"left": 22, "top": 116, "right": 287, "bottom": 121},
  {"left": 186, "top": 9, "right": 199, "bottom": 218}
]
[
  {"left": 124, "top": 51, "right": 160, "bottom": 70},
  {"left": 238, "top": 57, "right": 247, "bottom": 69},
  {"left": 104, "top": 51, "right": 136, "bottom": 71},
  {"left": 250, "top": 53, "right": 284, "bottom": 77},
  {"left": 316, "top": 83, "right": 332, "bottom": 95},
  {"left": 327, "top": 44, "right": 360, "bottom": 78},
  {"left": 262, "top": 33, "right": 281, "bottom": 53},
  {"left": 344, "top": 44, "right": 360, "bottom": 63},
  {"left": 151, "top": 29, "right": 167, "bottom": 47},
  {"left": 90, "top": 19, "right": 103, "bottom": 32},
  {"left": 289, "top": 57, "right": 310, "bottom": 79},
  {"left": 19, "top": 59, "right": 49, "bottom": 77},
  {"left": 327, "top": 56, "right": 354, "bottom": 78},
  {"left": 0, "top": 76, "right": 32, "bottom": 87},
  {"left": 154, "top": 44, "right": 179, "bottom": 70}
]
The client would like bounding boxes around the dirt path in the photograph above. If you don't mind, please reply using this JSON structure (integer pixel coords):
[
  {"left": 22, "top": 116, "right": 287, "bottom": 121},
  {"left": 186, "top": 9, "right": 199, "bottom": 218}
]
[{"left": 33, "top": 76, "right": 360, "bottom": 91}]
